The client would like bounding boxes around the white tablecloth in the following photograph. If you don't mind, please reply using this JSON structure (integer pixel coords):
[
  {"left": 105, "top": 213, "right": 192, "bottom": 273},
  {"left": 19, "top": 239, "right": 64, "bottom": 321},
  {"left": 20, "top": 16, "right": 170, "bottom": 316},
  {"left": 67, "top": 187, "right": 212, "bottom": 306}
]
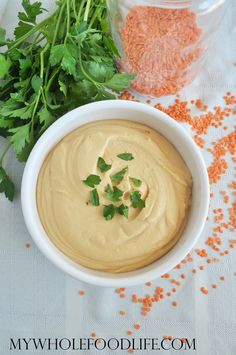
[{"left": 0, "top": 1, "right": 235, "bottom": 354}]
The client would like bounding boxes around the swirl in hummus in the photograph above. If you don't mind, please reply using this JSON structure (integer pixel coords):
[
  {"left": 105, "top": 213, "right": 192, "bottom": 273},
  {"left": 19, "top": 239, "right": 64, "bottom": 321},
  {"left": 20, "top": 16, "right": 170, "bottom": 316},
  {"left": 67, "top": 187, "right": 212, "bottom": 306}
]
[{"left": 37, "top": 120, "right": 192, "bottom": 273}]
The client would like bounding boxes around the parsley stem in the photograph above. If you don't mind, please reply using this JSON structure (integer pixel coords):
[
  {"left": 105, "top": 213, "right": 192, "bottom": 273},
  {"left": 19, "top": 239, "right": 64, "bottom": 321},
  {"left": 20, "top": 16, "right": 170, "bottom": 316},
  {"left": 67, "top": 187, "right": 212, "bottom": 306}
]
[
  {"left": 72, "top": 0, "right": 77, "bottom": 19},
  {"left": 41, "top": 89, "right": 47, "bottom": 107},
  {"left": 31, "top": 89, "right": 42, "bottom": 133},
  {"left": 66, "top": 0, "right": 71, "bottom": 37},
  {"left": 40, "top": 43, "right": 50, "bottom": 79},
  {"left": 88, "top": 6, "right": 100, "bottom": 29},
  {"left": 45, "top": 2, "right": 66, "bottom": 85},
  {"left": 29, "top": 35, "right": 46, "bottom": 50},
  {"left": 7, "top": 16, "right": 53, "bottom": 53},
  {"left": 76, "top": 0, "right": 86, "bottom": 25},
  {"left": 45, "top": 67, "right": 60, "bottom": 102},
  {"left": 84, "top": 0, "right": 91, "bottom": 22},
  {"left": 77, "top": 44, "right": 98, "bottom": 87},
  {"left": 0, "top": 142, "right": 11, "bottom": 167},
  {"left": 52, "top": 3, "right": 66, "bottom": 47}
]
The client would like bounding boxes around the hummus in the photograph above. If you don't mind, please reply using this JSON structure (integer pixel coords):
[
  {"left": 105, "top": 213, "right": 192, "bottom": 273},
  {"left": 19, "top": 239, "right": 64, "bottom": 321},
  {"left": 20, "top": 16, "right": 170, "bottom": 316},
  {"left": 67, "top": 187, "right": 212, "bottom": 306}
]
[{"left": 37, "top": 120, "right": 192, "bottom": 273}]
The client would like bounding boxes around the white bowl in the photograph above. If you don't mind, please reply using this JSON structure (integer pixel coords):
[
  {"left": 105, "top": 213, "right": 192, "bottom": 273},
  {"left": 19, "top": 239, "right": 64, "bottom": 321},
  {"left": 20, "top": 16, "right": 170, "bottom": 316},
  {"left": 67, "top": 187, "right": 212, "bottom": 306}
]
[{"left": 21, "top": 100, "right": 209, "bottom": 287}]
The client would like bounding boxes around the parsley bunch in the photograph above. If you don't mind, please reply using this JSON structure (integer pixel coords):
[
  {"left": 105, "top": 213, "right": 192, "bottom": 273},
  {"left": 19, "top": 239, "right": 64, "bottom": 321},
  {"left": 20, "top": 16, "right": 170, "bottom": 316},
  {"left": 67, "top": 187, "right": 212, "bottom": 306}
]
[{"left": 0, "top": 0, "right": 135, "bottom": 201}]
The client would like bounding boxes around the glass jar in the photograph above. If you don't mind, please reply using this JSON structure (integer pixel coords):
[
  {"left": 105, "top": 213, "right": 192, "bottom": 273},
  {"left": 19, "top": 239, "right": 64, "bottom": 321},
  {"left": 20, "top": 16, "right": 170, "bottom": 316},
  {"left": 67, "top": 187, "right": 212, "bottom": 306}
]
[{"left": 107, "top": 0, "right": 228, "bottom": 97}]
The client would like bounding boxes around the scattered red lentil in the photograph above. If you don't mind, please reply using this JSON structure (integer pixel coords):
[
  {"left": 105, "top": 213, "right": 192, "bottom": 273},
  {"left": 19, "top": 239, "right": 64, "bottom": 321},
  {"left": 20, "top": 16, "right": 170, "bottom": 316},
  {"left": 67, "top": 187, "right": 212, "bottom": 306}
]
[
  {"left": 164, "top": 336, "right": 173, "bottom": 340},
  {"left": 200, "top": 287, "right": 209, "bottom": 295},
  {"left": 115, "top": 90, "right": 235, "bottom": 319},
  {"left": 162, "top": 273, "right": 170, "bottom": 278},
  {"left": 119, "top": 90, "right": 135, "bottom": 101},
  {"left": 79, "top": 290, "right": 85, "bottom": 296},
  {"left": 145, "top": 281, "right": 152, "bottom": 287}
]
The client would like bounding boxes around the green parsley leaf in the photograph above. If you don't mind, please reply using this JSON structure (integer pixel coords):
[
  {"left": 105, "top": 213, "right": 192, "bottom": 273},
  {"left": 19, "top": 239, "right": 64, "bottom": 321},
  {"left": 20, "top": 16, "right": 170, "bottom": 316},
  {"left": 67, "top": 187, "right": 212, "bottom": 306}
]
[
  {"left": 39, "top": 106, "right": 54, "bottom": 133},
  {"left": 10, "top": 92, "right": 24, "bottom": 102},
  {"left": 103, "top": 204, "right": 115, "bottom": 221},
  {"left": 0, "top": 117, "right": 14, "bottom": 129},
  {"left": 111, "top": 166, "right": 128, "bottom": 183},
  {"left": 0, "top": 167, "right": 15, "bottom": 201},
  {"left": 9, "top": 48, "right": 21, "bottom": 61},
  {"left": 105, "top": 73, "right": 135, "bottom": 93},
  {"left": 83, "top": 174, "right": 101, "bottom": 188},
  {"left": 86, "top": 61, "right": 115, "bottom": 82},
  {"left": 130, "top": 191, "right": 146, "bottom": 209},
  {"left": 61, "top": 48, "right": 77, "bottom": 77},
  {"left": 117, "top": 152, "right": 134, "bottom": 161},
  {"left": 105, "top": 184, "right": 123, "bottom": 202},
  {"left": 31, "top": 75, "right": 42, "bottom": 93},
  {"left": 117, "top": 204, "right": 129, "bottom": 218},
  {"left": 130, "top": 177, "right": 142, "bottom": 187},
  {"left": 9, "top": 123, "right": 31, "bottom": 157},
  {"left": 19, "top": 58, "right": 32, "bottom": 80},
  {"left": 0, "top": 99, "right": 21, "bottom": 117},
  {"left": 0, "top": 55, "right": 11, "bottom": 79},
  {"left": 58, "top": 79, "right": 67, "bottom": 97},
  {"left": 90, "top": 188, "right": 100, "bottom": 206},
  {"left": 50, "top": 44, "right": 77, "bottom": 78},
  {"left": 9, "top": 105, "right": 33, "bottom": 120},
  {"left": 19, "top": 0, "right": 43, "bottom": 24},
  {"left": 97, "top": 157, "right": 112, "bottom": 173},
  {"left": 16, "top": 136, "right": 35, "bottom": 162},
  {"left": 14, "top": 22, "right": 34, "bottom": 40},
  {"left": 49, "top": 44, "right": 65, "bottom": 66}
]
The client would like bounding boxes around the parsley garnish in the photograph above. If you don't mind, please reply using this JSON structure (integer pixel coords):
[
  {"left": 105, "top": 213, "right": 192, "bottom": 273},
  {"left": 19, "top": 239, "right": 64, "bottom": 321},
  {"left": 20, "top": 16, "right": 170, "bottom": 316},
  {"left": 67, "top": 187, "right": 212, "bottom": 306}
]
[
  {"left": 91, "top": 188, "right": 100, "bottom": 206},
  {"left": 103, "top": 204, "right": 116, "bottom": 221},
  {"left": 83, "top": 174, "right": 101, "bottom": 188},
  {"left": 84, "top": 152, "right": 145, "bottom": 220},
  {"left": 117, "top": 153, "right": 134, "bottom": 161},
  {"left": 117, "top": 204, "right": 129, "bottom": 218},
  {"left": 97, "top": 157, "right": 112, "bottom": 173},
  {"left": 130, "top": 191, "right": 146, "bottom": 209},
  {"left": 130, "top": 177, "right": 142, "bottom": 187},
  {"left": 111, "top": 166, "right": 128, "bottom": 183},
  {"left": 105, "top": 184, "right": 123, "bottom": 202}
]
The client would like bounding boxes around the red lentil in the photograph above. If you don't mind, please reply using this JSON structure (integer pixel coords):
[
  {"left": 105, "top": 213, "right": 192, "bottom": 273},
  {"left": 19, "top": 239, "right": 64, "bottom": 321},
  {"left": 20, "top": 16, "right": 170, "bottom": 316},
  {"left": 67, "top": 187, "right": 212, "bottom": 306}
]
[{"left": 120, "top": 7, "right": 202, "bottom": 97}]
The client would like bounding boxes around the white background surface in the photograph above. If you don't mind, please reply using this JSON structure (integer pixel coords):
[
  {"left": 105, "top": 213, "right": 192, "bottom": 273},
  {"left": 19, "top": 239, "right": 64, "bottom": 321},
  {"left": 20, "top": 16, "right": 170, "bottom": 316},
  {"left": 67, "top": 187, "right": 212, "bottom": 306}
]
[{"left": 0, "top": 1, "right": 236, "bottom": 354}]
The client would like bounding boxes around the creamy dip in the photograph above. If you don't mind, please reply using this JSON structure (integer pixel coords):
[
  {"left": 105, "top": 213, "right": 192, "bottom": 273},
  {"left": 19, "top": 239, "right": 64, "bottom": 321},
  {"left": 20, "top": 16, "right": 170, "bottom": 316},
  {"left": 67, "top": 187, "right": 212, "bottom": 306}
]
[{"left": 37, "top": 120, "right": 192, "bottom": 273}]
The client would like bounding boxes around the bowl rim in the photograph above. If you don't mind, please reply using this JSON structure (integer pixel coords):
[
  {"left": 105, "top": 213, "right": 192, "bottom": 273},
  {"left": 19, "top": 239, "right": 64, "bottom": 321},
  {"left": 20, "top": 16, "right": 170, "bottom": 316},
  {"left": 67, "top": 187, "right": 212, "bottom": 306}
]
[{"left": 21, "top": 100, "right": 209, "bottom": 287}]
